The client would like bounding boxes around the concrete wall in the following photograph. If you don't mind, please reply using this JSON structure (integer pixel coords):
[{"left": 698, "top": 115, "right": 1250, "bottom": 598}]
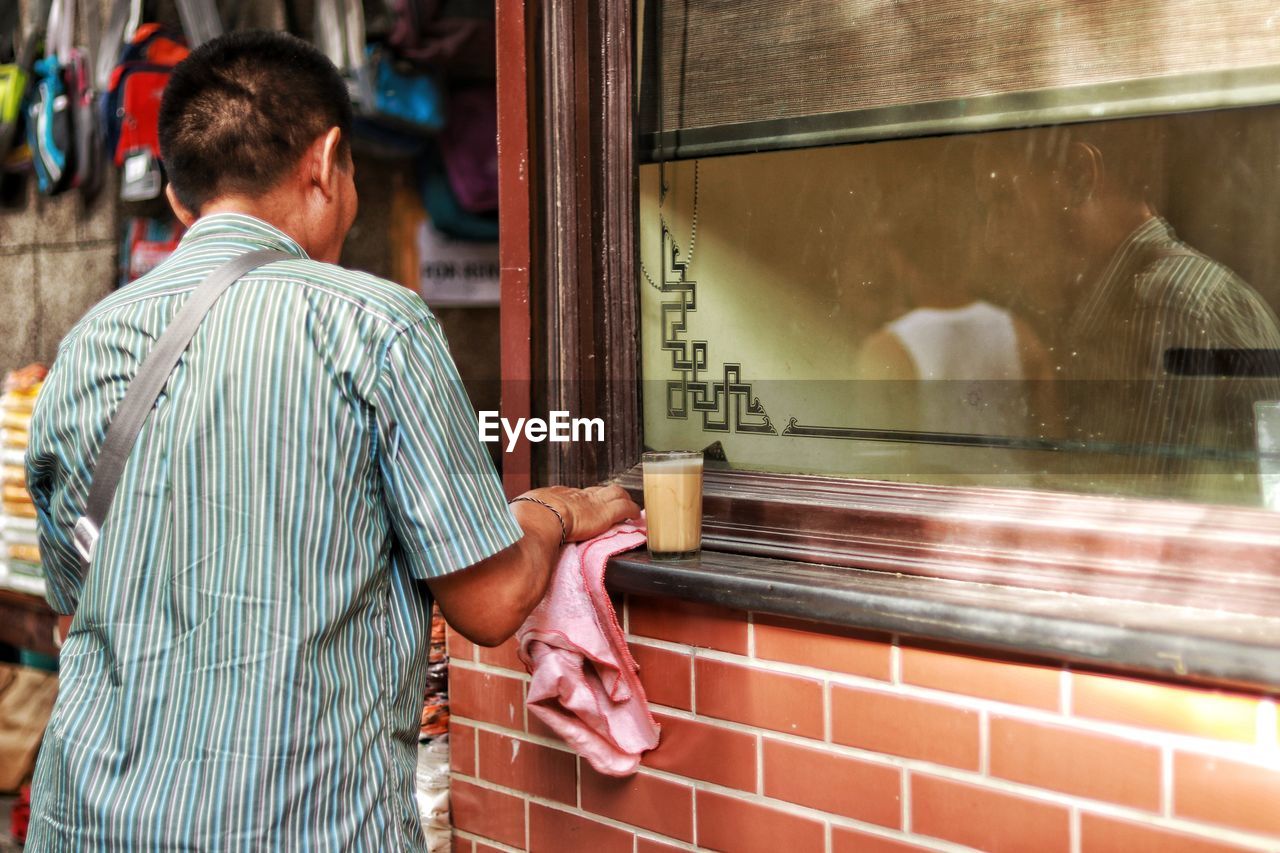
[
  {"left": 0, "top": 173, "right": 119, "bottom": 371},
  {"left": 2, "top": 0, "right": 120, "bottom": 372}
]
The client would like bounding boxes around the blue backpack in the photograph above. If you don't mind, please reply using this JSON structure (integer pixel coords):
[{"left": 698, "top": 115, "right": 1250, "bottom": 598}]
[
  {"left": 26, "top": 54, "right": 74, "bottom": 194},
  {"left": 368, "top": 44, "right": 444, "bottom": 135}
]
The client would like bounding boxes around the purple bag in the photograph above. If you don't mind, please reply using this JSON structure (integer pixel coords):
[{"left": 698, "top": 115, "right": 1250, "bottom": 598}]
[
  {"left": 388, "top": 0, "right": 494, "bottom": 80},
  {"left": 438, "top": 84, "right": 496, "bottom": 214}
]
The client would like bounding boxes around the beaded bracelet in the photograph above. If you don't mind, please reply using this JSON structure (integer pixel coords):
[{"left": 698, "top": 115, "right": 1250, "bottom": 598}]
[{"left": 510, "top": 496, "right": 567, "bottom": 546}]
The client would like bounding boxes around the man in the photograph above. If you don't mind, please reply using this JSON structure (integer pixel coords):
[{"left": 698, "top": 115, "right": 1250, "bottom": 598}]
[
  {"left": 975, "top": 120, "right": 1280, "bottom": 499},
  {"left": 24, "top": 31, "right": 637, "bottom": 850}
]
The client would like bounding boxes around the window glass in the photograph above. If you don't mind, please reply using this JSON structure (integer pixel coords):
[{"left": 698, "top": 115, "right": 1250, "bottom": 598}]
[{"left": 638, "top": 108, "right": 1280, "bottom": 507}]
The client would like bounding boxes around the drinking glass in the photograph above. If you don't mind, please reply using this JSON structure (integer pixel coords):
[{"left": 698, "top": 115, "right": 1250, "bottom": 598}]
[{"left": 642, "top": 450, "right": 704, "bottom": 560}]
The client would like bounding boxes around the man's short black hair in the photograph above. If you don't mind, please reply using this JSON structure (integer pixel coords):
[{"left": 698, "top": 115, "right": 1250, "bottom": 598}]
[{"left": 159, "top": 30, "right": 353, "bottom": 212}]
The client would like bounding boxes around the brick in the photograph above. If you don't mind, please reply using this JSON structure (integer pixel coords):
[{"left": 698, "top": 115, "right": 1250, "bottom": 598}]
[
  {"left": 762, "top": 739, "right": 900, "bottom": 827},
  {"left": 643, "top": 712, "right": 757, "bottom": 791},
  {"left": 450, "top": 779, "right": 526, "bottom": 849},
  {"left": 580, "top": 766, "right": 694, "bottom": 841},
  {"left": 527, "top": 709, "right": 559, "bottom": 740},
  {"left": 636, "top": 839, "right": 685, "bottom": 853},
  {"left": 627, "top": 595, "right": 748, "bottom": 654},
  {"left": 754, "top": 614, "right": 892, "bottom": 680},
  {"left": 475, "top": 843, "right": 505, "bottom": 853},
  {"left": 912, "top": 774, "right": 1070, "bottom": 853},
  {"left": 528, "top": 803, "right": 632, "bottom": 853},
  {"left": 901, "top": 643, "right": 1060, "bottom": 710},
  {"left": 630, "top": 643, "right": 692, "bottom": 710},
  {"left": 1081, "top": 812, "right": 1257, "bottom": 853},
  {"left": 989, "top": 716, "right": 1161, "bottom": 810},
  {"left": 477, "top": 730, "right": 577, "bottom": 805},
  {"left": 832, "top": 828, "right": 935, "bottom": 853},
  {"left": 478, "top": 637, "right": 527, "bottom": 672},
  {"left": 695, "top": 658, "right": 824, "bottom": 738},
  {"left": 451, "top": 722, "right": 476, "bottom": 777},
  {"left": 1174, "top": 752, "right": 1280, "bottom": 835},
  {"left": 1072, "top": 672, "right": 1258, "bottom": 743},
  {"left": 450, "top": 666, "right": 525, "bottom": 730},
  {"left": 447, "top": 626, "right": 476, "bottom": 662},
  {"left": 451, "top": 834, "right": 473, "bottom": 853},
  {"left": 695, "top": 790, "right": 824, "bottom": 853},
  {"left": 831, "top": 686, "right": 980, "bottom": 769}
]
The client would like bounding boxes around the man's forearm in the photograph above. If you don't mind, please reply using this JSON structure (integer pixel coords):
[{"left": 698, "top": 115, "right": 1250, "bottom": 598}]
[
  {"left": 429, "top": 484, "right": 639, "bottom": 647},
  {"left": 504, "top": 497, "right": 570, "bottom": 612},
  {"left": 429, "top": 496, "right": 565, "bottom": 646}
]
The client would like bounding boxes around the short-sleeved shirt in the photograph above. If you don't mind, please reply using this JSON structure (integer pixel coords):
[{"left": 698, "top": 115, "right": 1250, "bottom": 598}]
[
  {"left": 24, "top": 213, "right": 522, "bottom": 851},
  {"left": 1066, "top": 216, "right": 1280, "bottom": 491}
]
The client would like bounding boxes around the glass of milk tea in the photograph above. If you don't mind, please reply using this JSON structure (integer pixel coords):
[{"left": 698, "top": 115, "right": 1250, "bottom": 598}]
[{"left": 642, "top": 450, "right": 704, "bottom": 560}]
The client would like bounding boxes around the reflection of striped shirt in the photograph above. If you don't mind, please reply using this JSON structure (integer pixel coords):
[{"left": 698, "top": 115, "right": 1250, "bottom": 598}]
[
  {"left": 1067, "top": 217, "right": 1280, "bottom": 486},
  {"left": 25, "top": 214, "right": 520, "bottom": 851}
]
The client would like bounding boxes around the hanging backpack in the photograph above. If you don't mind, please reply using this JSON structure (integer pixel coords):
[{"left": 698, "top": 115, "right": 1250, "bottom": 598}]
[
  {"left": 65, "top": 46, "right": 101, "bottom": 195},
  {"left": 0, "top": 64, "right": 25, "bottom": 163},
  {"left": 63, "top": 0, "right": 104, "bottom": 195},
  {"left": 437, "top": 83, "right": 496, "bottom": 213},
  {"left": 0, "top": 0, "right": 28, "bottom": 163},
  {"left": 119, "top": 216, "right": 185, "bottom": 286},
  {"left": 26, "top": 0, "right": 76, "bottom": 195},
  {"left": 95, "top": 0, "right": 215, "bottom": 200},
  {"left": 366, "top": 44, "right": 444, "bottom": 135},
  {"left": 418, "top": 144, "right": 497, "bottom": 242},
  {"left": 100, "top": 20, "right": 189, "bottom": 200},
  {"left": 102, "top": 23, "right": 188, "bottom": 166}
]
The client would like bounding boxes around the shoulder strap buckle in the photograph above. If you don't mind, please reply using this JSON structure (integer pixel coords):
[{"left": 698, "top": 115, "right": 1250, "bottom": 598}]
[{"left": 73, "top": 515, "right": 99, "bottom": 565}]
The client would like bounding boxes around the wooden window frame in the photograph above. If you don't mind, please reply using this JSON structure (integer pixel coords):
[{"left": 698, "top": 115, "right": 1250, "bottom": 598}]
[{"left": 499, "top": 0, "right": 1280, "bottom": 620}]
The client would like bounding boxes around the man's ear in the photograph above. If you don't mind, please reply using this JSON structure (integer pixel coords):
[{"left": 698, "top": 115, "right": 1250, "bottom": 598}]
[
  {"left": 165, "top": 184, "right": 198, "bottom": 227},
  {"left": 314, "top": 126, "right": 345, "bottom": 201},
  {"left": 1065, "top": 141, "right": 1103, "bottom": 207}
]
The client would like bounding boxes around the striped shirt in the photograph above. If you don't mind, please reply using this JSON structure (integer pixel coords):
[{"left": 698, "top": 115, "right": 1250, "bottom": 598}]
[
  {"left": 1066, "top": 216, "right": 1280, "bottom": 495},
  {"left": 24, "top": 213, "right": 521, "bottom": 851}
]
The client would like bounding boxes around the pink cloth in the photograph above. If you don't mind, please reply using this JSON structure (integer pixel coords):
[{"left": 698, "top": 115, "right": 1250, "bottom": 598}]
[{"left": 516, "top": 519, "right": 660, "bottom": 776}]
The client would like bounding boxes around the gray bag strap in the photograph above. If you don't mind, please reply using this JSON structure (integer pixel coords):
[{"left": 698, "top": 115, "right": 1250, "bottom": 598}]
[
  {"left": 174, "top": 0, "right": 223, "bottom": 49},
  {"left": 94, "top": 0, "right": 138, "bottom": 90},
  {"left": 73, "top": 249, "right": 289, "bottom": 565}
]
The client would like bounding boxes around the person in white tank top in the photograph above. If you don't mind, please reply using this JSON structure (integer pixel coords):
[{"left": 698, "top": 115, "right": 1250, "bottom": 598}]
[
  {"left": 858, "top": 300, "right": 1042, "bottom": 436},
  {"left": 881, "top": 300, "right": 1030, "bottom": 437},
  {"left": 851, "top": 168, "right": 1059, "bottom": 484}
]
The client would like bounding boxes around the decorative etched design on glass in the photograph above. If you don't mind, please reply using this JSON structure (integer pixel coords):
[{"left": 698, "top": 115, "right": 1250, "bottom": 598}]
[{"left": 652, "top": 220, "right": 775, "bottom": 435}]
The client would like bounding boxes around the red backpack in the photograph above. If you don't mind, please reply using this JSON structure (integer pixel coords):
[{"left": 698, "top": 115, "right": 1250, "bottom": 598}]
[{"left": 102, "top": 23, "right": 188, "bottom": 168}]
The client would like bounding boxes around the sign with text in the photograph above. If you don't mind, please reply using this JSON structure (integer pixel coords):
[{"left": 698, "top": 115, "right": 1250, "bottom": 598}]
[{"left": 416, "top": 221, "right": 500, "bottom": 306}]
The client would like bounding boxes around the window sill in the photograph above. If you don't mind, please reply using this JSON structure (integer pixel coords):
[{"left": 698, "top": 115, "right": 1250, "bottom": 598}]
[
  {"left": 606, "top": 548, "right": 1280, "bottom": 692},
  {"left": 616, "top": 465, "right": 1280, "bottom": 619}
]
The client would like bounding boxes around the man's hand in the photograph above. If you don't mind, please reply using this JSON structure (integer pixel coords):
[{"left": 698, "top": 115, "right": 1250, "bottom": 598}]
[
  {"left": 427, "top": 483, "right": 640, "bottom": 646},
  {"left": 519, "top": 484, "right": 640, "bottom": 542}
]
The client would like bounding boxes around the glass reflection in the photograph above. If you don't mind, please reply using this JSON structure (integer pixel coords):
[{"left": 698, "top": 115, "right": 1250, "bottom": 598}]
[{"left": 639, "top": 108, "right": 1280, "bottom": 507}]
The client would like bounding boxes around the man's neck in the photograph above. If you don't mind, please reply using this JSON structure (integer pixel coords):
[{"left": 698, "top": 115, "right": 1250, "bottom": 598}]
[
  {"left": 197, "top": 194, "right": 325, "bottom": 260},
  {"left": 1079, "top": 200, "right": 1157, "bottom": 287}
]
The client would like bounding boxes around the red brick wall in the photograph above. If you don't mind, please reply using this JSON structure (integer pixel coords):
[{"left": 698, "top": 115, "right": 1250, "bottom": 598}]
[{"left": 448, "top": 594, "right": 1280, "bottom": 853}]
